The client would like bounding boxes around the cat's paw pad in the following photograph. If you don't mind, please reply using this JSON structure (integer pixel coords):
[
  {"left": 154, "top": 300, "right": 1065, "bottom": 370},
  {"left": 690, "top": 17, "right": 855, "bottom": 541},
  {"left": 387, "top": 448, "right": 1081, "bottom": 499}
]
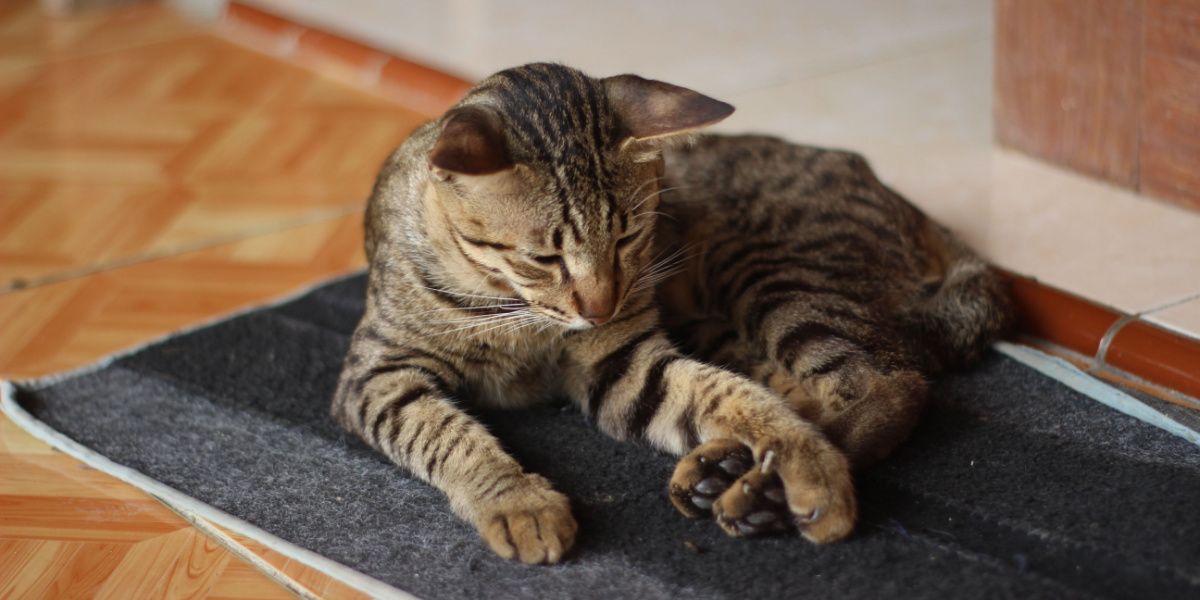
[
  {"left": 478, "top": 478, "right": 577, "bottom": 564},
  {"left": 668, "top": 438, "right": 756, "bottom": 518},
  {"left": 710, "top": 467, "right": 793, "bottom": 537}
]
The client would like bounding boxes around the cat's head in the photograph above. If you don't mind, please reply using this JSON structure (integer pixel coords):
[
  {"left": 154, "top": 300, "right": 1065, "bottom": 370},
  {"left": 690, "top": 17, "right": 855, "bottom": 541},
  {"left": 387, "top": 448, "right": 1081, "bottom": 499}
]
[{"left": 424, "top": 63, "right": 732, "bottom": 330}]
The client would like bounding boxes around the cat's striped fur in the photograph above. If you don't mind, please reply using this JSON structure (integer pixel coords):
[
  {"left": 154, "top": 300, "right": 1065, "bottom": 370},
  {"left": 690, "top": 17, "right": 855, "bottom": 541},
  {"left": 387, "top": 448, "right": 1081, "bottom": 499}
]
[{"left": 331, "top": 63, "right": 1013, "bottom": 564}]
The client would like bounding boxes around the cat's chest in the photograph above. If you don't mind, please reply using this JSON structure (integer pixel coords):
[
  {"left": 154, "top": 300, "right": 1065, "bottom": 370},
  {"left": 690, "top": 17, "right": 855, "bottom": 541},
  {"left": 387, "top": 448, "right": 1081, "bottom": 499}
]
[{"left": 463, "top": 330, "right": 566, "bottom": 409}]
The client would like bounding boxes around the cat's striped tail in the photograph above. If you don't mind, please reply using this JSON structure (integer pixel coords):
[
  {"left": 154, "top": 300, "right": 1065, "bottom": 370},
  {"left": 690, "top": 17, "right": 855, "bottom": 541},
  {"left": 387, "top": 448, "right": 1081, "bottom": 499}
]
[{"left": 905, "top": 231, "right": 1016, "bottom": 375}]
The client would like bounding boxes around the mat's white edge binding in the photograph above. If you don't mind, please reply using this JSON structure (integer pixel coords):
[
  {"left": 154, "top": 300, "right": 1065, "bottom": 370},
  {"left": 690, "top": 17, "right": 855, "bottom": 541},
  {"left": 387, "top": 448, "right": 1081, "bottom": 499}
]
[
  {"left": 994, "top": 341, "right": 1200, "bottom": 448},
  {"left": 2, "top": 271, "right": 1195, "bottom": 600},
  {"left": 1, "top": 270, "right": 418, "bottom": 600}
]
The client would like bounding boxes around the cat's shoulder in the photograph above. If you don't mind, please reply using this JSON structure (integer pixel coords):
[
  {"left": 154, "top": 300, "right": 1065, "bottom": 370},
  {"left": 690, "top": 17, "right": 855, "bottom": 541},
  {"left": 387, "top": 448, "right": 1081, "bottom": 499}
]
[{"left": 671, "top": 133, "right": 872, "bottom": 175}]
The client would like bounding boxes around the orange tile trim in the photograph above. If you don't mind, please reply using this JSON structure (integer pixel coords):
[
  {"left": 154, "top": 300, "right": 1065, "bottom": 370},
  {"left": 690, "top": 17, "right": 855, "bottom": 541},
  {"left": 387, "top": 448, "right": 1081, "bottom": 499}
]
[
  {"left": 1000, "top": 269, "right": 1200, "bottom": 402},
  {"left": 221, "top": 2, "right": 473, "bottom": 116},
  {"left": 1002, "top": 271, "right": 1122, "bottom": 357},
  {"left": 219, "top": 4, "right": 1198, "bottom": 402},
  {"left": 1106, "top": 321, "right": 1200, "bottom": 401}
]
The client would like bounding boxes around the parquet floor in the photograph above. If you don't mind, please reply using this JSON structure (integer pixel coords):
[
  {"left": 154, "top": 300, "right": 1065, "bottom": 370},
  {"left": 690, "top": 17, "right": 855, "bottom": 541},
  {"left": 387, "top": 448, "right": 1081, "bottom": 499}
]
[{"left": 0, "top": 2, "right": 433, "bottom": 597}]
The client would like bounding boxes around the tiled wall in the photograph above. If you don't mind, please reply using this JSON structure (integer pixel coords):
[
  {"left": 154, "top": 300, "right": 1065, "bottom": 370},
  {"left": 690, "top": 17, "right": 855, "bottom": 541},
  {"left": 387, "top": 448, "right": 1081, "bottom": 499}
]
[{"left": 995, "top": 0, "right": 1200, "bottom": 211}]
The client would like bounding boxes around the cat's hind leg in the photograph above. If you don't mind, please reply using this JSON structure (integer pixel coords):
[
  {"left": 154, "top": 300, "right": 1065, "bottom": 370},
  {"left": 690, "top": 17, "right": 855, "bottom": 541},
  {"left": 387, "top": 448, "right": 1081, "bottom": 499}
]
[{"left": 750, "top": 353, "right": 927, "bottom": 468}]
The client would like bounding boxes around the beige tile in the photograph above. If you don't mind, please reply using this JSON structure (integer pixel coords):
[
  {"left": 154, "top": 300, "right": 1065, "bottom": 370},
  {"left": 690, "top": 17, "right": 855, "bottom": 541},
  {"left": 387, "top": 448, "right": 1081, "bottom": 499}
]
[
  {"left": 1144, "top": 299, "right": 1200, "bottom": 341},
  {"left": 246, "top": 0, "right": 990, "bottom": 94},
  {"left": 983, "top": 150, "right": 1200, "bottom": 314},
  {"left": 876, "top": 145, "right": 1200, "bottom": 316},
  {"left": 863, "top": 142, "right": 996, "bottom": 248},
  {"left": 717, "top": 38, "right": 993, "bottom": 147},
  {"left": 883, "top": 147, "right": 1199, "bottom": 315}
]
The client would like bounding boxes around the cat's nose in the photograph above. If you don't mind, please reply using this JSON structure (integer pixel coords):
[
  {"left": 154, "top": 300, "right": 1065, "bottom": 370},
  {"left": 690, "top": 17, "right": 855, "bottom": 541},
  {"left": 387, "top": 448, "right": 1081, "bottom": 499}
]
[{"left": 573, "top": 289, "right": 617, "bottom": 326}]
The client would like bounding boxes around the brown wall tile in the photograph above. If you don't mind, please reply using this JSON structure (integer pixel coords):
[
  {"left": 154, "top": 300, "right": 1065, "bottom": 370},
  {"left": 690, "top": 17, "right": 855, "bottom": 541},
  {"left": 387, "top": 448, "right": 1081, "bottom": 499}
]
[
  {"left": 1139, "top": 0, "right": 1200, "bottom": 210},
  {"left": 994, "top": 0, "right": 1141, "bottom": 186}
]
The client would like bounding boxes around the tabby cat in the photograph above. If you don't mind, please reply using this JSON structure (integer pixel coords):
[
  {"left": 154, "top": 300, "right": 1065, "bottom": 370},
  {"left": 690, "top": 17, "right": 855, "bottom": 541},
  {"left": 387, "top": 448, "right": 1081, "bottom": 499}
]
[{"left": 331, "top": 62, "right": 1013, "bottom": 564}]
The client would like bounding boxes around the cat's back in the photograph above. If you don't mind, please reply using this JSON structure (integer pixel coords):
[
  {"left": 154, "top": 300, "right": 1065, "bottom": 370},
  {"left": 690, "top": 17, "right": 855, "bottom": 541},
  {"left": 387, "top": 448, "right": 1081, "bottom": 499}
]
[
  {"left": 663, "top": 134, "right": 911, "bottom": 218},
  {"left": 660, "top": 134, "right": 931, "bottom": 270}
]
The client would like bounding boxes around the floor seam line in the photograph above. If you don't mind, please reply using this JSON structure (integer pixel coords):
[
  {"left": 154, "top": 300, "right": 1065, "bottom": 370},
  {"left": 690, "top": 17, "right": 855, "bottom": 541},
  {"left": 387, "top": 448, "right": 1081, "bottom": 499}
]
[
  {"left": 1139, "top": 291, "right": 1200, "bottom": 317},
  {"left": 0, "top": 203, "right": 365, "bottom": 296},
  {"left": 12, "top": 32, "right": 211, "bottom": 71}
]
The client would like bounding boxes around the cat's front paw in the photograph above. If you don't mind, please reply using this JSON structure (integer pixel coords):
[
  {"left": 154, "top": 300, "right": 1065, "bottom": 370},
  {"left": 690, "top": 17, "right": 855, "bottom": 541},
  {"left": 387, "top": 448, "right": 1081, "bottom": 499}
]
[
  {"left": 670, "top": 436, "right": 856, "bottom": 543},
  {"left": 476, "top": 474, "right": 577, "bottom": 564}
]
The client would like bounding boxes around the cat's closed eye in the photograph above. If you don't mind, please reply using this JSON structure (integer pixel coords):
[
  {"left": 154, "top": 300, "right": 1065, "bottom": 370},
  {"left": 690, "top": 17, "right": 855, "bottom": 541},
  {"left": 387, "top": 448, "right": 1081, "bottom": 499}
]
[
  {"left": 616, "top": 229, "right": 642, "bottom": 249},
  {"left": 529, "top": 253, "right": 571, "bottom": 282}
]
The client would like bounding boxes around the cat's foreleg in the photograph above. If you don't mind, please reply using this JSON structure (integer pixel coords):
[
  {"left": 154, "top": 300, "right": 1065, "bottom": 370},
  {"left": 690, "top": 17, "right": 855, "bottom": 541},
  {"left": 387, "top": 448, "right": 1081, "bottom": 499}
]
[
  {"left": 564, "top": 313, "right": 856, "bottom": 543},
  {"left": 332, "top": 332, "right": 576, "bottom": 564}
]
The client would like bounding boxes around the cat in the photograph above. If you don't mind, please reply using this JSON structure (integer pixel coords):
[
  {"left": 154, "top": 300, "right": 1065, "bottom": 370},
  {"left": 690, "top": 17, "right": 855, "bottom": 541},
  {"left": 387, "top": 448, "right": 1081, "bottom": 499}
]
[{"left": 331, "top": 62, "right": 1013, "bottom": 564}]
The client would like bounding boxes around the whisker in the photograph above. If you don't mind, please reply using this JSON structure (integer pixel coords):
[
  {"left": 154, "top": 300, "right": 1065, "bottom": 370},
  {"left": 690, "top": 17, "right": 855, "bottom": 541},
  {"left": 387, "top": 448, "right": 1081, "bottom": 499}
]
[
  {"left": 415, "top": 284, "right": 524, "bottom": 303},
  {"left": 633, "top": 262, "right": 688, "bottom": 285},
  {"left": 631, "top": 266, "right": 686, "bottom": 293},
  {"left": 432, "top": 311, "right": 534, "bottom": 335},
  {"left": 432, "top": 311, "right": 533, "bottom": 325},
  {"left": 629, "top": 185, "right": 689, "bottom": 213},
  {"left": 631, "top": 242, "right": 700, "bottom": 294},
  {"left": 642, "top": 242, "right": 697, "bottom": 273},
  {"left": 467, "top": 314, "right": 543, "bottom": 338},
  {"left": 631, "top": 210, "right": 676, "bottom": 222},
  {"left": 624, "top": 177, "right": 664, "bottom": 207},
  {"left": 503, "top": 317, "right": 548, "bottom": 336},
  {"left": 404, "top": 303, "right": 526, "bottom": 316}
]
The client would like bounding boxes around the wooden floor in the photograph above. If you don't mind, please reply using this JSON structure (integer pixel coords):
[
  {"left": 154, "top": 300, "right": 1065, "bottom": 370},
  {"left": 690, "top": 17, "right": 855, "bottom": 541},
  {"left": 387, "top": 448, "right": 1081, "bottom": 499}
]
[{"left": 0, "top": 2, "right": 432, "bottom": 597}]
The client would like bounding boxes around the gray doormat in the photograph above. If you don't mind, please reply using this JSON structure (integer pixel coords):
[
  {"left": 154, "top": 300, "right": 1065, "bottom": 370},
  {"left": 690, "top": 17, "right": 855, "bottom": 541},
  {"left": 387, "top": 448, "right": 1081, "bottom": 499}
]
[{"left": 5, "top": 274, "right": 1200, "bottom": 599}]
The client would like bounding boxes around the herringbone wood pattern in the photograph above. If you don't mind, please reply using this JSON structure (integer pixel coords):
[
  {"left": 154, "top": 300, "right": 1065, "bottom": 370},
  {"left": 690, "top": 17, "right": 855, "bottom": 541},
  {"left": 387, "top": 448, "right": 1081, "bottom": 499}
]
[
  {"left": 0, "top": 1, "right": 435, "bottom": 597},
  {"left": 0, "top": 1, "right": 419, "bottom": 291}
]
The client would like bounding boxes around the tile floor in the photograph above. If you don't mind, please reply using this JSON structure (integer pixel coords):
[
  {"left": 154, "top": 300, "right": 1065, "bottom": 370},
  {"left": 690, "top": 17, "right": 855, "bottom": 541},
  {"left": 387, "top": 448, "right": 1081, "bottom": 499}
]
[
  {"left": 249, "top": 0, "right": 1200, "bottom": 338},
  {"left": 0, "top": 2, "right": 424, "bottom": 597},
  {"left": 2, "top": 0, "right": 1198, "bottom": 597}
]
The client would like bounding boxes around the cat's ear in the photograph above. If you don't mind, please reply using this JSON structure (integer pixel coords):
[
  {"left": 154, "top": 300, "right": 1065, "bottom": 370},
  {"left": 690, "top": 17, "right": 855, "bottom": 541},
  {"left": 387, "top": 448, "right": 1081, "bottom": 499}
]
[
  {"left": 604, "top": 74, "right": 734, "bottom": 145},
  {"left": 428, "top": 105, "right": 513, "bottom": 179}
]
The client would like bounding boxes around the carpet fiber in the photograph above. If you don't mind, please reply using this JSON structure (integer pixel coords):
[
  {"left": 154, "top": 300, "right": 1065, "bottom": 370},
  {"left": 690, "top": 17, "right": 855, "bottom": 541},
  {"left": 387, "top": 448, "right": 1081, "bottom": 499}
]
[{"left": 11, "top": 274, "right": 1200, "bottom": 599}]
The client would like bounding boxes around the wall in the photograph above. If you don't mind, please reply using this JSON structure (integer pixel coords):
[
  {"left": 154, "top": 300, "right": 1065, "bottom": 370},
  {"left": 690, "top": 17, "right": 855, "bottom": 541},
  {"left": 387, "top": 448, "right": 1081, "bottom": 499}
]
[{"left": 995, "top": 0, "right": 1200, "bottom": 211}]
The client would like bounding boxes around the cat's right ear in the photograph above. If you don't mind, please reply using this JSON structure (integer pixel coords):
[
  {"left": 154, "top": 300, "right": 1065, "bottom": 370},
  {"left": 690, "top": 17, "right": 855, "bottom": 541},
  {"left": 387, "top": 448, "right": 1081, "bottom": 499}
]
[{"left": 428, "top": 105, "right": 513, "bottom": 180}]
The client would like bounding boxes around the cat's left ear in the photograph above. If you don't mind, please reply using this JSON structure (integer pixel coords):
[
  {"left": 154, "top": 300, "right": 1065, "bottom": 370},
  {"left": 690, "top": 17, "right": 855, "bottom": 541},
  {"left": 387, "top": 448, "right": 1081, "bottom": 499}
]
[{"left": 604, "top": 74, "right": 734, "bottom": 149}]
